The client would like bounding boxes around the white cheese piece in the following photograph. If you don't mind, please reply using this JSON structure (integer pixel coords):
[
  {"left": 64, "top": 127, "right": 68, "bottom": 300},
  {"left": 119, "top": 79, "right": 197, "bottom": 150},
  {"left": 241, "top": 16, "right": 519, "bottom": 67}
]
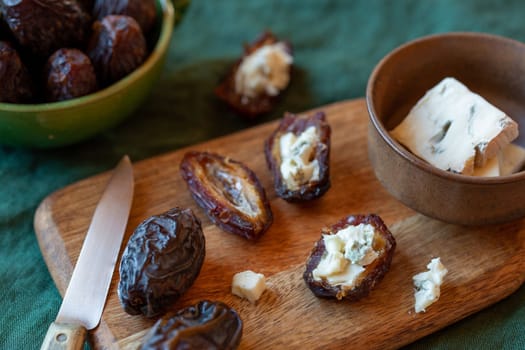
[
  {"left": 279, "top": 126, "right": 321, "bottom": 190},
  {"left": 234, "top": 42, "right": 292, "bottom": 99},
  {"left": 472, "top": 153, "right": 500, "bottom": 177},
  {"left": 391, "top": 77, "right": 518, "bottom": 175},
  {"left": 232, "top": 270, "right": 266, "bottom": 303},
  {"left": 312, "top": 223, "right": 378, "bottom": 287},
  {"left": 413, "top": 258, "right": 448, "bottom": 313},
  {"left": 499, "top": 143, "right": 525, "bottom": 175},
  {"left": 472, "top": 143, "right": 525, "bottom": 176}
]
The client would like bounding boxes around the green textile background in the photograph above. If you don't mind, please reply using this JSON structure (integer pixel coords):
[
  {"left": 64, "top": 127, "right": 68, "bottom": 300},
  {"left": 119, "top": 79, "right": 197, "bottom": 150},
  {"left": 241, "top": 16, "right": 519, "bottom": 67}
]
[{"left": 1, "top": 0, "right": 524, "bottom": 349}]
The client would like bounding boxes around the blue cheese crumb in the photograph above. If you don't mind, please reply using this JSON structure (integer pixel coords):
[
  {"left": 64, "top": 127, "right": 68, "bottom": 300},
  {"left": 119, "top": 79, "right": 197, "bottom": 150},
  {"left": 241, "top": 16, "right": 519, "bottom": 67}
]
[{"left": 413, "top": 258, "right": 448, "bottom": 313}]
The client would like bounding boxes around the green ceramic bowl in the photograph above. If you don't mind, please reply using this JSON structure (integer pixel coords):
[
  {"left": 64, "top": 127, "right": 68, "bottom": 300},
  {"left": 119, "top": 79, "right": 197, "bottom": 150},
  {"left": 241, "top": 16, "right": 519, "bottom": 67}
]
[{"left": 0, "top": 0, "right": 174, "bottom": 148}]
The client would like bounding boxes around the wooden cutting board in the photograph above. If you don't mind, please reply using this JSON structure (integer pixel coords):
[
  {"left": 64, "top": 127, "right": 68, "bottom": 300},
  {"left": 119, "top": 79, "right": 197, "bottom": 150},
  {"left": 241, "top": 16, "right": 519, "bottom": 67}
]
[{"left": 34, "top": 99, "right": 525, "bottom": 350}]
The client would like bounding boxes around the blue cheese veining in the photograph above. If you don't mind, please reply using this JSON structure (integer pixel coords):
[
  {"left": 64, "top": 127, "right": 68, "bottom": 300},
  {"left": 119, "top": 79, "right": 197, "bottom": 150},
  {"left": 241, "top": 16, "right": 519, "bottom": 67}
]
[
  {"left": 234, "top": 42, "right": 292, "bottom": 100},
  {"left": 279, "top": 126, "right": 321, "bottom": 190},
  {"left": 413, "top": 257, "right": 448, "bottom": 313},
  {"left": 391, "top": 77, "right": 518, "bottom": 175},
  {"left": 312, "top": 223, "right": 378, "bottom": 286}
]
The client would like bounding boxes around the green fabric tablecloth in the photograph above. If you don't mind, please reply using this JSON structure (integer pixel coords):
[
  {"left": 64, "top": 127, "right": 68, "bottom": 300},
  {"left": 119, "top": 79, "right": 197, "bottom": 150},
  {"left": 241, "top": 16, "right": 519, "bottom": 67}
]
[{"left": 1, "top": 1, "right": 524, "bottom": 349}]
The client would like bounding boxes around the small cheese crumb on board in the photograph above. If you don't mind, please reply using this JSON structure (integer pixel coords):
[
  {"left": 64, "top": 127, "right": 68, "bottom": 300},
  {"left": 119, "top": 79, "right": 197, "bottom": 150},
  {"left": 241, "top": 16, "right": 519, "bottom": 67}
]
[
  {"left": 413, "top": 258, "right": 448, "bottom": 313},
  {"left": 391, "top": 77, "right": 518, "bottom": 175},
  {"left": 232, "top": 270, "right": 266, "bottom": 303}
]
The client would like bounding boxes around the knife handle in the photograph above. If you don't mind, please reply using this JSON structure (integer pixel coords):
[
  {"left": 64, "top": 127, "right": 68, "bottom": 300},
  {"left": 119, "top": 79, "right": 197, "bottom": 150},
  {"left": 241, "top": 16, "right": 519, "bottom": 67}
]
[{"left": 40, "top": 322, "right": 87, "bottom": 350}]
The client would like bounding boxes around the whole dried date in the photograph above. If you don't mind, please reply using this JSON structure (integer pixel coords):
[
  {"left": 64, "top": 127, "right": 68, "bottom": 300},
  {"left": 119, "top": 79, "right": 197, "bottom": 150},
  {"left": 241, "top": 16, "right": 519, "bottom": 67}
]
[
  {"left": 0, "top": 0, "right": 91, "bottom": 57},
  {"left": 180, "top": 151, "right": 273, "bottom": 240},
  {"left": 87, "top": 14, "right": 147, "bottom": 86},
  {"left": 0, "top": 40, "right": 34, "bottom": 103},
  {"left": 214, "top": 31, "right": 293, "bottom": 118},
  {"left": 93, "top": 0, "right": 157, "bottom": 35},
  {"left": 118, "top": 207, "right": 205, "bottom": 318},
  {"left": 265, "top": 111, "right": 331, "bottom": 201},
  {"left": 44, "top": 48, "right": 97, "bottom": 102},
  {"left": 141, "top": 300, "right": 243, "bottom": 350},
  {"left": 303, "top": 214, "right": 396, "bottom": 301}
]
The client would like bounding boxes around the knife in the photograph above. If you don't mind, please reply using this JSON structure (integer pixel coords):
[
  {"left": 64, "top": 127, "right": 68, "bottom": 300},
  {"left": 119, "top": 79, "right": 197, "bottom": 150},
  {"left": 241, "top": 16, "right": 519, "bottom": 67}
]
[{"left": 41, "top": 155, "right": 134, "bottom": 350}]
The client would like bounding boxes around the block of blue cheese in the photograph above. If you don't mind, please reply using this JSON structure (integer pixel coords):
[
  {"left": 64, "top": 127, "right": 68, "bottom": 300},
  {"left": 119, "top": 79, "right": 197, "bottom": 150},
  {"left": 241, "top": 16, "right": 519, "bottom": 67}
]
[{"left": 391, "top": 77, "right": 519, "bottom": 175}]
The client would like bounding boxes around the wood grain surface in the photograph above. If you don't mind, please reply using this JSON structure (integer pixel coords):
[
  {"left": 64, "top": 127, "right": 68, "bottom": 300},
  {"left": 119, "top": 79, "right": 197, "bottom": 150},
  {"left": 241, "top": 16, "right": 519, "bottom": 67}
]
[{"left": 34, "top": 99, "right": 525, "bottom": 349}]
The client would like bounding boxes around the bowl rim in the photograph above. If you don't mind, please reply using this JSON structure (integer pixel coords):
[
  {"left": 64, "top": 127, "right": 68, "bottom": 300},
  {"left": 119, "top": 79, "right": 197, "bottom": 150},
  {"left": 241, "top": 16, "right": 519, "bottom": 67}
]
[
  {"left": 0, "top": 0, "right": 174, "bottom": 113},
  {"left": 366, "top": 31, "right": 525, "bottom": 185}
]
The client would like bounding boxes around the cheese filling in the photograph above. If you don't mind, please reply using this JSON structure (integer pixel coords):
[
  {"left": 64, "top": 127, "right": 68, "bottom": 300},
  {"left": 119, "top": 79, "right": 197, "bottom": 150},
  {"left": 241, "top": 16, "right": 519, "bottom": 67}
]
[
  {"left": 279, "top": 126, "right": 321, "bottom": 190},
  {"left": 234, "top": 42, "right": 292, "bottom": 99},
  {"left": 413, "top": 257, "right": 448, "bottom": 313},
  {"left": 312, "top": 224, "right": 378, "bottom": 286}
]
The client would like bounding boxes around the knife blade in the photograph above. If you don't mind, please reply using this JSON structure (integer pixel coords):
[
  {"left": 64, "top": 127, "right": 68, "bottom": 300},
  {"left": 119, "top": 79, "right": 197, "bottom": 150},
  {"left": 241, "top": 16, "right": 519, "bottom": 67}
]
[{"left": 41, "top": 155, "right": 134, "bottom": 350}]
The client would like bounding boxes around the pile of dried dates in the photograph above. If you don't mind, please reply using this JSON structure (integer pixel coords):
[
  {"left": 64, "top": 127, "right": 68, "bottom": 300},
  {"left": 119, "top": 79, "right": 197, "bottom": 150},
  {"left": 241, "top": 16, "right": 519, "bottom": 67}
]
[{"left": 0, "top": 0, "right": 158, "bottom": 103}]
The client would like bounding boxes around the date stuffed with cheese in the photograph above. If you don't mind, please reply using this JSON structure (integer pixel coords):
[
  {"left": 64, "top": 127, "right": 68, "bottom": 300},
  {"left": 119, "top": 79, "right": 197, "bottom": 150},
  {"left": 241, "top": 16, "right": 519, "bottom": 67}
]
[
  {"left": 214, "top": 31, "right": 293, "bottom": 118},
  {"left": 180, "top": 151, "right": 273, "bottom": 240},
  {"left": 265, "top": 111, "right": 331, "bottom": 201},
  {"left": 303, "top": 214, "right": 396, "bottom": 301}
]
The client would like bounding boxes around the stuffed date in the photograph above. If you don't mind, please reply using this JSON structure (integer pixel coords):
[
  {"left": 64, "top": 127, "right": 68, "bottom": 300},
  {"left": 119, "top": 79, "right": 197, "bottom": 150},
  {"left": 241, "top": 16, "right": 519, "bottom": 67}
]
[
  {"left": 214, "top": 31, "right": 293, "bottom": 118},
  {"left": 180, "top": 151, "right": 273, "bottom": 240},
  {"left": 141, "top": 300, "right": 243, "bottom": 350},
  {"left": 303, "top": 214, "right": 396, "bottom": 301},
  {"left": 265, "top": 111, "right": 331, "bottom": 202},
  {"left": 118, "top": 207, "right": 205, "bottom": 318}
]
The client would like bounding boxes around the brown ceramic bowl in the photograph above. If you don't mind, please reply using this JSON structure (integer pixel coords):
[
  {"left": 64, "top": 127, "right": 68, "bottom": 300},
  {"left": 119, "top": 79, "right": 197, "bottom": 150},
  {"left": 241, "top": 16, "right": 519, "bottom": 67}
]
[{"left": 366, "top": 32, "right": 525, "bottom": 225}]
